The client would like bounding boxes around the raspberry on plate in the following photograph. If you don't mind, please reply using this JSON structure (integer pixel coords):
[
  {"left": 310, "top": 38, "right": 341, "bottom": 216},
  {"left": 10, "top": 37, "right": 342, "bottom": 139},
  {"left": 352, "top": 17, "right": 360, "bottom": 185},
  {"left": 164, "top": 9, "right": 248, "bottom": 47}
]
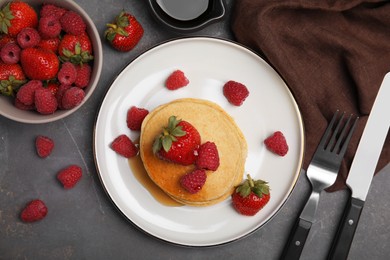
[
  {"left": 264, "top": 131, "right": 289, "bottom": 156},
  {"left": 35, "top": 135, "right": 54, "bottom": 158},
  {"left": 57, "top": 165, "right": 83, "bottom": 189},
  {"left": 165, "top": 70, "right": 189, "bottom": 90},
  {"left": 223, "top": 80, "right": 249, "bottom": 106},
  {"left": 126, "top": 106, "right": 149, "bottom": 131},
  {"left": 111, "top": 134, "right": 138, "bottom": 158},
  {"left": 180, "top": 169, "right": 207, "bottom": 194},
  {"left": 195, "top": 141, "right": 220, "bottom": 171},
  {"left": 20, "top": 199, "right": 48, "bottom": 222}
]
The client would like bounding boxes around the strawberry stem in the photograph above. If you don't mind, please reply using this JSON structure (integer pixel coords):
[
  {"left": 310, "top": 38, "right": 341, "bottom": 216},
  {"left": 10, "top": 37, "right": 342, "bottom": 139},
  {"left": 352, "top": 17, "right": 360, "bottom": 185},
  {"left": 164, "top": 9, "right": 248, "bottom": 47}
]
[{"left": 247, "top": 174, "right": 254, "bottom": 188}]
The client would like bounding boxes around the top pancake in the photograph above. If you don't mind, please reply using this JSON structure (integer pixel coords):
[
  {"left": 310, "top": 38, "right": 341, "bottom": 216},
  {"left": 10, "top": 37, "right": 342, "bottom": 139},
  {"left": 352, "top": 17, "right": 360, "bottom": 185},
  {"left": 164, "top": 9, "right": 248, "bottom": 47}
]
[{"left": 139, "top": 98, "right": 247, "bottom": 206}]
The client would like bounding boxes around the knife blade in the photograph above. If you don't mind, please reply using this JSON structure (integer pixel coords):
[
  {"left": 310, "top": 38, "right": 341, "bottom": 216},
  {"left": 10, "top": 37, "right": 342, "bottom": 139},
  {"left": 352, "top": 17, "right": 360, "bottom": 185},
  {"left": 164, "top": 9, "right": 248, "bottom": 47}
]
[{"left": 327, "top": 73, "right": 390, "bottom": 260}]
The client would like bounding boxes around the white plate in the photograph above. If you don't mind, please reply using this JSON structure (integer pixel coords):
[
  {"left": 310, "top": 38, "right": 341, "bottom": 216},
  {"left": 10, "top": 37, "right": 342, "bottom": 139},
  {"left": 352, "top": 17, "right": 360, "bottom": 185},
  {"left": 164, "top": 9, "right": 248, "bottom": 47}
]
[{"left": 93, "top": 37, "right": 304, "bottom": 247}]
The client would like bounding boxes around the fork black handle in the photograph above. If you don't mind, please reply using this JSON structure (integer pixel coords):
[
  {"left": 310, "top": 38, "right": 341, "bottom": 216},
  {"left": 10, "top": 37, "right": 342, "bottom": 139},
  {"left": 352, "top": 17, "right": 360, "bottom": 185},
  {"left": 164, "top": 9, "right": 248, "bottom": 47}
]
[
  {"left": 327, "top": 196, "right": 365, "bottom": 260},
  {"left": 280, "top": 218, "right": 312, "bottom": 260}
]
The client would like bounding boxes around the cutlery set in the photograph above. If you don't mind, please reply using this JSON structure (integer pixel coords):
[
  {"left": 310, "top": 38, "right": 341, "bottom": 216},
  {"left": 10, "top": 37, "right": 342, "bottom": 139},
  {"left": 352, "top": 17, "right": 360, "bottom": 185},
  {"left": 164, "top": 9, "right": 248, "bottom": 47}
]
[{"left": 281, "top": 72, "right": 390, "bottom": 260}]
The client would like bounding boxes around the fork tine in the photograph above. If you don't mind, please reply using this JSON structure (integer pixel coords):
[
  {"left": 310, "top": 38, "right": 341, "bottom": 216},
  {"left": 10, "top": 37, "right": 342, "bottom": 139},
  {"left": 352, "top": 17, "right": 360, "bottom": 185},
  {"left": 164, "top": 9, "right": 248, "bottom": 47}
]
[
  {"left": 318, "top": 110, "right": 340, "bottom": 148},
  {"left": 326, "top": 112, "right": 346, "bottom": 151},
  {"left": 332, "top": 114, "right": 352, "bottom": 153},
  {"left": 338, "top": 116, "right": 359, "bottom": 156}
]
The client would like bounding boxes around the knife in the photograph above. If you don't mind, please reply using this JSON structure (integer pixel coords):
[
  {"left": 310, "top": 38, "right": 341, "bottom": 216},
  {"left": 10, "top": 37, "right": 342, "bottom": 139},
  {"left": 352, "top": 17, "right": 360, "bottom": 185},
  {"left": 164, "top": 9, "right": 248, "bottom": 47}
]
[{"left": 327, "top": 73, "right": 390, "bottom": 260}]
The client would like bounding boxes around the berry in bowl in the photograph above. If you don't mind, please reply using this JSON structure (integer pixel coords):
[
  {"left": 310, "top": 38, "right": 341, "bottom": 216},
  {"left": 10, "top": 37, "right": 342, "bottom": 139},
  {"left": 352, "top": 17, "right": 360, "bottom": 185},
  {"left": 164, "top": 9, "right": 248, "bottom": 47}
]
[{"left": 0, "top": 0, "right": 102, "bottom": 123}]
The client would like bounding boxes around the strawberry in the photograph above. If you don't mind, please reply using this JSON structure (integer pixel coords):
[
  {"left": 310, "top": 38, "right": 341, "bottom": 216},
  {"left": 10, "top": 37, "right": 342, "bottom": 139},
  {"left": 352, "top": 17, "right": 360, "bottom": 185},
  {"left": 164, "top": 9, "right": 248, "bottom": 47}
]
[
  {"left": 153, "top": 116, "right": 201, "bottom": 166},
  {"left": 0, "top": 1, "right": 38, "bottom": 37},
  {"left": 35, "top": 135, "right": 54, "bottom": 158},
  {"left": 165, "top": 70, "right": 189, "bottom": 90},
  {"left": 20, "top": 47, "right": 60, "bottom": 80},
  {"left": 223, "top": 80, "right": 249, "bottom": 106},
  {"left": 16, "top": 80, "right": 43, "bottom": 105},
  {"left": 46, "top": 81, "right": 60, "bottom": 96},
  {"left": 264, "top": 131, "right": 289, "bottom": 156},
  {"left": 57, "top": 165, "right": 82, "bottom": 189},
  {"left": 104, "top": 11, "right": 144, "bottom": 52},
  {"left": 37, "top": 37, "right": 60, "bottom": 54},
  {"left": 110, "top": 134, "right": 138, "bottom": 158},
  {"left": 20, "top": 199, "right": 48, "bottom": 222},
  {"left": 60, "top": 10, "right": 86, "bottom": 36},
  {"left": 0, "top": 34, "right": 16, "bottom": 49},
  {"left": 0, "top": 62, "right": 26, "bottom": 96},
  {"left": 58, "top": 33, "right": 93, "bottom": 65},
  {"left": 232, "top": 174, "right": 271, "bottom": 216},
  {"left": 180, "top": 169, "right": 207, "bottom": 194},
  {"left": 195, "top": 141, "right": 220, "bottom": 171},
  {"left": 34, "top": 88, "right": 58, "bottom": 114},
  {"left": 126, "top": 106, "right": 149, "bottom": 131}
]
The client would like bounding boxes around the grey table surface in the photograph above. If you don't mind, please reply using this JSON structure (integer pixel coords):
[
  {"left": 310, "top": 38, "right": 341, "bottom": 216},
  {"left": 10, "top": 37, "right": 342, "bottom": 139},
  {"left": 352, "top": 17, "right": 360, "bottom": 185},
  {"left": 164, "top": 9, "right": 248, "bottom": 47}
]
[{"left": 1, "top": 0, "right": 389, "bottom": 259}]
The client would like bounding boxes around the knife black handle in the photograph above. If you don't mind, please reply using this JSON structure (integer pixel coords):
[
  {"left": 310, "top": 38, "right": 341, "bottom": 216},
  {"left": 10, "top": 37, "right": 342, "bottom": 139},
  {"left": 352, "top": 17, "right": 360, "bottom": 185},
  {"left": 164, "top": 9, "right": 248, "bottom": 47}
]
[
  {"left": 280, "top": 218, "right": 312, "bottom": 260},
  {"left": 327, "top": 197, "right": 365, "bottom": 260}
]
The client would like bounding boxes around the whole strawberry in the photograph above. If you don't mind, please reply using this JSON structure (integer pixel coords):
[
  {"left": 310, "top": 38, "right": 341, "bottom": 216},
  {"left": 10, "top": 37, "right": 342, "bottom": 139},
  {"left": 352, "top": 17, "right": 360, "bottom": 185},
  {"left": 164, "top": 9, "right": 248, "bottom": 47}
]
[
  {"left": 195, "top": 141, "right": 220, "bottom": 171},
  {"left": 105, "top": 11, "right": 143, "bottom": 52},
  {"left": 20, "top": 47, "right": 59, "bottom": 80},
  {"left": 223, "top": 80, "right": 249, "bottom": 106},
  {"left": 0, "top": 62, "right": 26, "bottom": 96},
  {"left": 127, "top": 106, "right": 149, "bottom": 131},
  {"left": 0, "top": 1, "right": 38, "bottom": 37},
  {"left": 57, "top": 165, "right": 82, "bottom": 189},
  {"left": 35, "top": 135, "right": 54, "bottom": 158},
  {"left": 232, "top": 174, "right": 270, "bottom": 216},
  {"left": 153, "top": 116, "right": 201, "bottom": 166},
  {"left": 111, "top": 134, "right": 138, "bottom": 158},
  {"left": 264, "top": 131, "right": 289, "bottom": 156},
  {"left": 180, "top": 169, "right": 207, "bottom": 194},
  {"left": 20, "top": 199, "right": 48, "bottom": 222},
  {"left": 58, "top": 33, "right": 93, "bottom": 65}
]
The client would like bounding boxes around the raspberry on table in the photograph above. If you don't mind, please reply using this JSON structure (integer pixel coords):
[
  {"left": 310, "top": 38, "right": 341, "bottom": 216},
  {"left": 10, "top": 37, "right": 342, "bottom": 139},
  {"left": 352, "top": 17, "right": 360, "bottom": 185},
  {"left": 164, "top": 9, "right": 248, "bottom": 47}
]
[
  {"left": 17, "top": 28, "right": 41, "bottom": 49},
  {"left": 20, "top": 199, "right": 48, "bottom": 223},
  {"left": 0, "top": 43, "right": 21, "bottom": 64},
  {"left": 223, "top": 80, "right": 249, "bottom": 106},
  {"left": 35, "top": 135, "right": 54, "bottom": 158},
  {"left": 57, "top": 165, "right": 83, "bottom": 189}
]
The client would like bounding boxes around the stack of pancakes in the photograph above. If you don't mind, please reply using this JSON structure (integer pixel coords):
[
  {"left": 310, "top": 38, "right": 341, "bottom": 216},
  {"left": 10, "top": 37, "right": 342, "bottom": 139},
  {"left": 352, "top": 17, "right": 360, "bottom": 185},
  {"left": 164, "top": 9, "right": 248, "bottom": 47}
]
[{"left": 139, "top": 98, "right": 247, "bottom": 206}]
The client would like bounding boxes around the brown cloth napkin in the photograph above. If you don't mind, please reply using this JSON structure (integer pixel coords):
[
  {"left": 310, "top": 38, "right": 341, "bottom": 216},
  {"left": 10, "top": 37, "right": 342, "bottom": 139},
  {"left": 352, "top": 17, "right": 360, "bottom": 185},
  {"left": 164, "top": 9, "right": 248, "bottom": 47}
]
[{"left": 231, "top": 0, "right": 390, "bottom": 191}]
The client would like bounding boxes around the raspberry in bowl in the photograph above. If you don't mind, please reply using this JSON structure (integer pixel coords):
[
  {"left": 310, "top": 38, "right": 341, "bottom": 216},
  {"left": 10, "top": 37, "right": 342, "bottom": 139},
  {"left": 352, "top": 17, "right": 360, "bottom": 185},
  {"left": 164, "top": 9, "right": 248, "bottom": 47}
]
[{"left": 0, "top": 0, "right": 102, "bottom": 123}]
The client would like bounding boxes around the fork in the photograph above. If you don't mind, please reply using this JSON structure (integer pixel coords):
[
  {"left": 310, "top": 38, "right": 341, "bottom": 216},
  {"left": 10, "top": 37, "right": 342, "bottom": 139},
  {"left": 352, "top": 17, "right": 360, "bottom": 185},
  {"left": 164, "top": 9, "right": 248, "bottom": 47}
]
[{"left": 280, "top": 111, "right": 359, "bottom": 260}]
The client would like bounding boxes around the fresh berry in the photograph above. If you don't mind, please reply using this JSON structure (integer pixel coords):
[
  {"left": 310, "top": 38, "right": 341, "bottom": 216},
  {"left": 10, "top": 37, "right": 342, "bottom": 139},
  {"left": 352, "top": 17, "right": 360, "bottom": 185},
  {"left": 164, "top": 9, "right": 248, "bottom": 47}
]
[
  {"left": 57, "top": 62, "right": 77, "bottom": 85},
  {"left": 264, "top": 131, "right": 289, "bottom": 156},
  {"left": 37, "top": 37, "right": 60, "bottom": 54},
  {"left": 180, "top": 169, "right": 207, "bottom": 194},
  {"left": 223, "top": 80, "right": 249, "bottom": 106},
  {"left": 74, "top": 64, "right": 91, "bottom": 88},
  {"left": 0, "top": 1, "right": 38, "bottom": 37},
  {"left": 126, "top": 106, "right": 149, "bottom": 131},
  {"left": 61, "top": 87, "right": 85, "bottom": 110},
  {"left": 20, "top": 199, "right": 48, "bottom": 222},
  {"left": 195, "top": 141, "right": 220, "bottom": 171},
  {"left": 58, "top": 33, "right": 93, "bottom": 65},
  {"left": 34, "top": 88, "right": 58, "bottom": 114},
  {"left": 46, "top": 81, "right": 60, "bottom": 96},
  {"left": 0, "top": 62, "right": 26, "bottom": 96},
  {"left": 153, "top": 116, "right": 201, "bottom": 166},
  {"left": 35, "top": 135, "right": 54, "bottom": 158},
  {"left": 39, "top": 4, "right": 67, "bottom": 19},
  {"left": 57, "top": 165, "right": 82, "bottom": 189},
  {"left": 55, "top": 84, "right": 71, "bottom": 109},
  {"left": 110, "top": 134, "right": 138, "bottom": 158},
  {"left": 16, "top": 27, "right": 40, "bottom": 48},
  {"left": 165, "top": 70, "right": 189, "bottom": 90},
  {"left": 0, "top": 34, "right": 15, "bottom": 49},
  {"left": 16, "top": 80, "right": 43, "bottom": 105},
  {"left": 60, "top": 10, "right": 86, "bottom": 36},
  {"left": 14, "top": 97, "right": 34, "bottom": 110},
  {"left": 20, "top": 47, "right": 59, "bottom": 80},
  {"left": 104, "top": 11, "right": 144, "bottom": 52},
  {"left": 38, "top": 15, "right": 62, "bottom": 39},
  {"left": 0, "top": 42, "right": 20, "bottom": 64},
  {"left": 232, "top": 174, "right": 270, "bottom": 216}
]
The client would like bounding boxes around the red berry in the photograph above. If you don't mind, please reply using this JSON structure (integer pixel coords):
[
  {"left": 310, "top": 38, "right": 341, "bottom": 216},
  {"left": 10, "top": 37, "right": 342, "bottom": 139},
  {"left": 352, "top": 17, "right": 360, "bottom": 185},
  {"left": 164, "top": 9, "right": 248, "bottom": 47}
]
[
  {"left": 126, "top": 106, "right": 149, "bottom": 131},
  {"left": 34, "top": 88, "right": 58, "bottom": 114},
  {"left": 74, "top": 64, "right": 91, "bottom": 88},
  {"left": 61, "top": 87, "right": 85, "bottom": 110},
  {"left": 35, "top": 135, "right": 54, "bottom": 158},
  {"left": 14, "top": 97, "right": 34, "bottom": 111},
  {"left": 16, "top": 80, "right": 43, "bottom": 106},
  {"left": 0, "top": 42, "right": 21, "bottom": 64},
  {"left": 195, "top": 141, "right": 220, "bottom": 171},
  {"left": 60, "top": 11, "right": 86, "bottom": 36},
  {"left": 180, "top": 169, "right": 207, "bottom": 194},
  {"left": 0, "top": 1, "right": 38, "bottom": 37},
  {"left": 20, "top": 47, "right": 60, "bottom": 80},
  {"left": 37, "top": 38, "right": 60, "bottom": 54},
  {"left": 264, "top": 131, "right": 289, "bottom": 156},
  {"left": 165, "top": 70, "right": 189, "bottom": 90},
  {"left": 20, "top": 199, "right": 48, "bottom": 222},
  {"left": 16, "top": 27, "right": 41, "bottom": 48},
  {"left": 110, "top": 134, "right": 138, "bottom": 158},
  {"left": 57, "top": 62, "right": 77, "bottom": 85},
  {"left": 40, "top": 4, "right": 67, "bottom": 19},
  {"left": 223, "top": 80, "right": 249, "bottom": 106},
  {"left": 57, "top": 165, "right": 82, "bottom": 189},
  {"left": 46, "top": 82, "right": 60, "bottom": 96},
  {"left": 38, "top": 15, "right": 62, "bottom": 39},
  {"left": 55, "top": 84, "right": 71, "bottom": 109}
]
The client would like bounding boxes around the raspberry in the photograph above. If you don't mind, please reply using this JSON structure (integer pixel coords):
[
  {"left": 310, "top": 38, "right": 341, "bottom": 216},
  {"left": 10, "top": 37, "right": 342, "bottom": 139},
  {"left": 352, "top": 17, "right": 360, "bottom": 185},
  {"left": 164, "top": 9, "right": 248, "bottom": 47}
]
[
  {"left": 0, "top": 43, "right": 21, "bottom": 64},
  {"left": 126, "top": 106, "right": 149, "bottom": 131},
  {"left": 16, "top": 28, "right": 41, "bottom": 49},
  {"left": 34, "top": 88, "right": 58, "bottom": 114},
  {"left": 35, "top": 135, "right": 54, "bottom": 158},
  {"left": 165, "top": 70, "right": 189, "bottom": 90},
  {"left": 61, "top": 87, "right": 85, "bottom": 110},
  {"left": 0, "top": 34, "right": 15, "bottom": 49},
  {"left": 37, "top": 38, "right": 60, "bottom": 54},
  {"left": 110, "top": 134, "right": 138, "bottom": 158},
  {"left": 14, "top": 98, "right": 34, "bottom": 111},
  {"left": 57, "top": 165, "right": 82, "bottom": 189},
  {"left": 264, "top": 131, "right": 289, "bottom": 156},
  {"left": 20, "top": 199, "right": 48, "bottom": 222},
  {"left": 180, "top": 169, "right": 207, "bottom": 194},
  {"left": 40, "top": 4, "right": 67, "bottom": 19},
  {"left": 195, "top": 141, "right": 220, "bottom": 171},
  {"left": 38, "top": 15, "right": 62, "bottom": 39},
  {"left": 74, "top": 64, "right": 91, "bottom": 88},
  {"left": 16, "top": 80, "right": 43, "bottom": 106},
  {"left": 223, "top": 80, "right": 249, "bottom": 106},
  {"left": 60, "top": 11, "right": 86, "bottom": 36},
  {"left": 55, "top": 84, "right": 72, "bottom": 109},
  {"left": 57, "top": 62, "right": 77, "bottom": 85}
]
